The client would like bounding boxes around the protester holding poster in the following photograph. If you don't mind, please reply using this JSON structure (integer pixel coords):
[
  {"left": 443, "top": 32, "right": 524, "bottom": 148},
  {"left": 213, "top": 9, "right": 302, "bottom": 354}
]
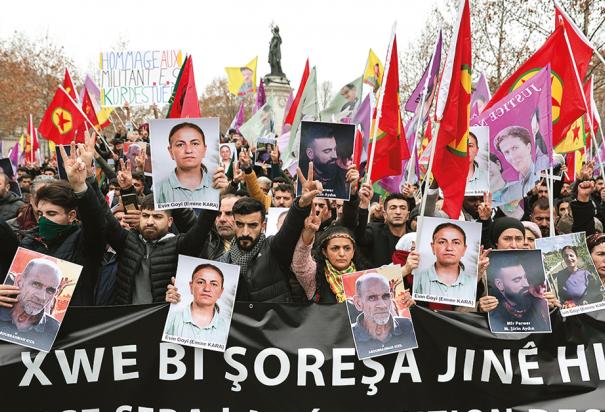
[
  {"left": 343, "top": 266, "right": 418, "bottom": 360},
  {"left": 465, "top": 127, "right": 489, "bottom": 195},
  {"left": 298, "top": 121, "right": 355, "bottom": 200},
  {"left": 536, "top": 233, "right": 605, "bottom": 316},
  {"left": 412, "top": 217, "right": 482, "bottom": 307},
  {"left": 0, "top": 247, "right": 82, "bottom": 352},
  {"left": 163, "top": 255, "right": 239, "bottom": 352},
  {"left": 487, "top": 249, "right": 551, "bottom": 334},
  {"left": 473, "top": 67, "right": 552, "bottom": 207},
  {"left": 151, "top": 118, "right": 227, "bottom": 210}
]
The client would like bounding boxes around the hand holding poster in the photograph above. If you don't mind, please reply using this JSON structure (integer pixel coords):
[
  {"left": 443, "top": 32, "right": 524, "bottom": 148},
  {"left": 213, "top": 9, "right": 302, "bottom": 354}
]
[
  {"left": 0, "top": 247, "right": 82, "bottom": 352},
  {"left": 342, "top": 265, "right": 418, "bottom": 360},
  {"left": 150, "top": 118, "right": 221, "bottom": 210},
  {"left": 412, "top": 217, "right": 482, "bottom": 307},
  {"left": 163, "top": 255, "right": 239, "bottom": 352},
  {"left": 535, "top": 232, "right": 605, "bottom": 316},
  {"left": 98, "top": 49, "right": 184, "bottom": 107},
  {"left": 486, "top": 249, "right": 552, "bottom": 333},
  {"left": 298, "top": 121, "right": 355, "bottom": 201},
  {"left": 255, "top": 136, "right": 277, "bottom": 167}
]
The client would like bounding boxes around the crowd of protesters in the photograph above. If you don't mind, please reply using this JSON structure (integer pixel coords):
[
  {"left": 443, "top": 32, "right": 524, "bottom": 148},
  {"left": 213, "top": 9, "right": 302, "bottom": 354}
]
[{"left": 1, "top": 118, "right": 605, "bottom": 323}]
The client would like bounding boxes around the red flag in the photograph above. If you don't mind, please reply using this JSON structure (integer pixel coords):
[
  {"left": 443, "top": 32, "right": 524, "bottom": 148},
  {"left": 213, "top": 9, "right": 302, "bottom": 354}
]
[
  {"left": 484, "top": 24, "right": 590, "bottom": 148},
  {"left": 283, "top": 59, "right": 310, "bottom": 126},
  {"left": 353, "top": 125, "right": 363, "bottom": 170},
  {"left": 82, "top": 89, "right": 100, "bottom": 126},
  {"left": 368, "top": 34, "right": 409, "bottom": 182},
  {"left": 38, "top": 87, "right": 87, "bottom": 145},
  {"left": 62, "top": 68, "right": 78, "bottom": 101},
  {"left": 25, "top": 114, "right": 39, "bottom": 163},
  {"left": 555, "top": 4, "right": 594, "bottom": 78},
  {"left": 167, "top": 56, "right": 200, "bottom": 118},
  {"left": 431, "top": 0, "right": 472, "bottom": 219}
]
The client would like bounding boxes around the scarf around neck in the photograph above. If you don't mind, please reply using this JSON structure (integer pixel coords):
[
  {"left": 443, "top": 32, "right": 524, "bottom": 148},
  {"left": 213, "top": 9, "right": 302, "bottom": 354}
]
[
  {"left": 324, "top": 260, "right": 356, "bottom": 303},
  {"left": 225, "top": 233, "right": 266, "bottom": 277}
]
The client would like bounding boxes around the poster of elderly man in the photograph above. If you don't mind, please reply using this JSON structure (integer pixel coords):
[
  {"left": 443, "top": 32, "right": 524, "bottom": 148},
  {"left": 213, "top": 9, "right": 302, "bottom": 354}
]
[
  {"left": 342, "top": 265, "right": 418, "bottom": 360},
  {"left": 536, "top": 232, "right": 605, "bottom": 317},
  {"left": 150, "top": 118, "right": 225, "bottom": 211},
  {"left": 0, "top": 247, "right": 82, "bottom": 352},
  {"left": 163, "top": 255, "right": 239, "bottom": 352}
]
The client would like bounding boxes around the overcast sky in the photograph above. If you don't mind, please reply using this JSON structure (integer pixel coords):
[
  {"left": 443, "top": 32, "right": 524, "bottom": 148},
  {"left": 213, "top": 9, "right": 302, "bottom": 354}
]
[{"left": 1, "top": 0, "right": 439, "bottom": 92}]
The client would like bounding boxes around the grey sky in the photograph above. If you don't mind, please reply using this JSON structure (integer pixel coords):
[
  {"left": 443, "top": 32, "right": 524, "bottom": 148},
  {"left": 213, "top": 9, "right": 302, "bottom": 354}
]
[{"left": 1, "top": 0, "right": 438, "bottom": 93}]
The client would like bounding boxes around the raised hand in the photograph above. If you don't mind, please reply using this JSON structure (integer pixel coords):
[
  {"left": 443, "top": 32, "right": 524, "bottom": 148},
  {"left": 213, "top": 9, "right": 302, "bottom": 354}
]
[
  {"left": 478, "top": 192, "right": 493, "bottom": 221},
  {"left": 296, "top": 162, "right": 324, "bottom": 207},
  {"left": 345, "top": 164, "right": 360, "bottom": 195},
  {"left": 212, "top": 166, "right": 229, "bottom": 192},
  {"left": 165, "top": 276, "right": 181, "bottom": 304},
  {"left": 78, "top": 129, "right": 97, "bottom": 177},
  {"left": 358, "top": 182, "right": 374, "bottom": 209},
  {"left": 239, "top": 149, "right": 252, "bottom": 170},
  {"left": 478, "top": 247, "right": 491, "bottom": 275},
  {"left": 270, "top": 144, "right": 280, "bottom": 164},
  {"left": 301, "top": 206, "right": 321, "bottom": 245},
  {"left": 117, "top": 158, "right": 133, "bottom": 189},
  {"left": 232, "top": 161, "right": 244, "bottom": 185},
  {"left": 577, "top": 180, "right": 595, "bottom": 202},
  {"left": 59, "top": 141, "right": 87, "bottom": 193}
]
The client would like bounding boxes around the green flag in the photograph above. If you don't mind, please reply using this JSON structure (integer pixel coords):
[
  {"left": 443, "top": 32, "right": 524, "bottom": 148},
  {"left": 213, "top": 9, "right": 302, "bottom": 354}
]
[{"left": 319, "top": 76, "right": 363, "bottom": 122}]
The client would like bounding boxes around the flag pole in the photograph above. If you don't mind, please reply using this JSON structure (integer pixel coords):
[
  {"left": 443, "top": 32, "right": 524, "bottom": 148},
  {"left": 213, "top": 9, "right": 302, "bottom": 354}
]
[
  {"left": 59, "top": 86, "right": 111, "bottom": 148},
  {"left": 406, "top": 30, "right": 441, "bottom": 185},
  {"left": 561, "top": 26, "right": 605, "bottom": 179},
  {"left": 366, "top": 22, "right": 397, "bottom": 183},
  {"left": 29, "top": 114, "right": 34, "bottom": 164}
]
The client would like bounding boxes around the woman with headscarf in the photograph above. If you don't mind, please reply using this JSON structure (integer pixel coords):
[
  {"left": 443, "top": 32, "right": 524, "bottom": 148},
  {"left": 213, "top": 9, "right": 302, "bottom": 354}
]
[{"left": 479, "top": 217, "right": 560, "bottom": 312}]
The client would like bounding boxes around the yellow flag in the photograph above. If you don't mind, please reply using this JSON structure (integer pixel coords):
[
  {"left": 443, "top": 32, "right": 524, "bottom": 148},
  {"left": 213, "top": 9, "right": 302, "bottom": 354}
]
[
  {"left": 225, "top": 57, "right": 257, "bottom": 97},
  {"left": 363, "top": 49, "right": 384, "bottom": 91},
  {"left": 555, "top": 115, "right": 587, "bottom": 154}
]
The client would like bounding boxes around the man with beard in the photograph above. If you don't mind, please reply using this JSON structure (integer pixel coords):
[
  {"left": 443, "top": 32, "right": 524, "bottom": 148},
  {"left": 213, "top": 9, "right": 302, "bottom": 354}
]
[
  {"left": 108, "top": 164, "right": 219, "bottom": 304},
  {"left": 219, "top": 167, "right": 323, "bottom": 302},
  {"left": 0, "top": 258, "right": 62, "bottom": 350},
  {"left": 300, "top": 123, "right": 348, "bottom": 199},
  {"left": 488, "top": 252, "right": 550, "bottom": 333},
  {"left": 352, "top": 273, "right": 417, "bottom": 359},
  {"left": 202, "top": 194, "right": 241, "bottom": 260}
]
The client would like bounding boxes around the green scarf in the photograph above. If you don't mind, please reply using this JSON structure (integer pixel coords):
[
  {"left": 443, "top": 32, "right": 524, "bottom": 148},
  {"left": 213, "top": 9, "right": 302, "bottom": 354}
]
[
  {"left": 324, "top": 260, "right": 356, "bottom": 303},
  {"left": 38, "top": 216, "right": 77, "bottom": 242}
]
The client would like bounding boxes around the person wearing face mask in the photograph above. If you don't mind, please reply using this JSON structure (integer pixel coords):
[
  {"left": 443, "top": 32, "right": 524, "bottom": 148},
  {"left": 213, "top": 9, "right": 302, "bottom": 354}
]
[{"left": 1, "top": 144, "right": 106, "bottom": 306}]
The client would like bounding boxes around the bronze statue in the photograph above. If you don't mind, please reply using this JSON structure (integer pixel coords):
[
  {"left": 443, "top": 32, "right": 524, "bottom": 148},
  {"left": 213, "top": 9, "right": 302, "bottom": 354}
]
[{"left": 269, "top": 26, "right": 285, "bottom": 78}]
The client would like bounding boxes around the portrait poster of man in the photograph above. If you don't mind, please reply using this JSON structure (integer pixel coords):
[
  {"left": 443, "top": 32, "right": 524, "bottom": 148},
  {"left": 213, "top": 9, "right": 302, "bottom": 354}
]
[
  {"left": 163, "top": 255, "right": 239, "bottom": 352},
  {"left": 265, "top": 207, "right": 289, "bottom": 237},
  {"left": 150, "top": 118, "right": 221, "bottom": 211},
  {"left": 465, "top": 126, "right": 490, "bottom": 196},
  {"left": 412, "top": 217, "right": 482, "bottom": 307},
  {"left": 472, "top": 66, "right": 552, "bottom": 208},
  {"left": 487, "top": 249, "right": 552, "bottom": 334},
  {"left": 298, "top": 121, "right": 355, "bottom": 201},
  {"left": 342, "top": 265, "right": 418, "bottom": 360},
  {"left": 535, "top": 232, "right": 605, "bottom": 317},
  {"left": 0, "top": 247, "right": 82, "bottom": 352},
  {"left": 123, "top": 142, "right": 146, "bottom": 170},
  {"left": 255, "top": 136, "right": 277, "bottom": 167}
]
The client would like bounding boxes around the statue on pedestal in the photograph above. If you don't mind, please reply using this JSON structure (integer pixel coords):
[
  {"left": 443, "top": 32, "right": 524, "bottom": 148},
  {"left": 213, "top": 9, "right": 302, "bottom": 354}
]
[{"left": 265, "top": 25, "right": 289, "bottom": 85}]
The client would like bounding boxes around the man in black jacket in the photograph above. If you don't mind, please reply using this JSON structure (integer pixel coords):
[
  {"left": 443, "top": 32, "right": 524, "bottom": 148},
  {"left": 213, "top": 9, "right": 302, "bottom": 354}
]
[
  {"left": 218, "top": 166, "right": 323, "bottom": 302},
  {"left": 347, "top": 182, "right": 411, "bottom": 267},
  {"left": 1, "top": 143, "right": 106, "bottom": 306},
  {"left": 107, "top": 161, "right": 224, "bottom": 304}
]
